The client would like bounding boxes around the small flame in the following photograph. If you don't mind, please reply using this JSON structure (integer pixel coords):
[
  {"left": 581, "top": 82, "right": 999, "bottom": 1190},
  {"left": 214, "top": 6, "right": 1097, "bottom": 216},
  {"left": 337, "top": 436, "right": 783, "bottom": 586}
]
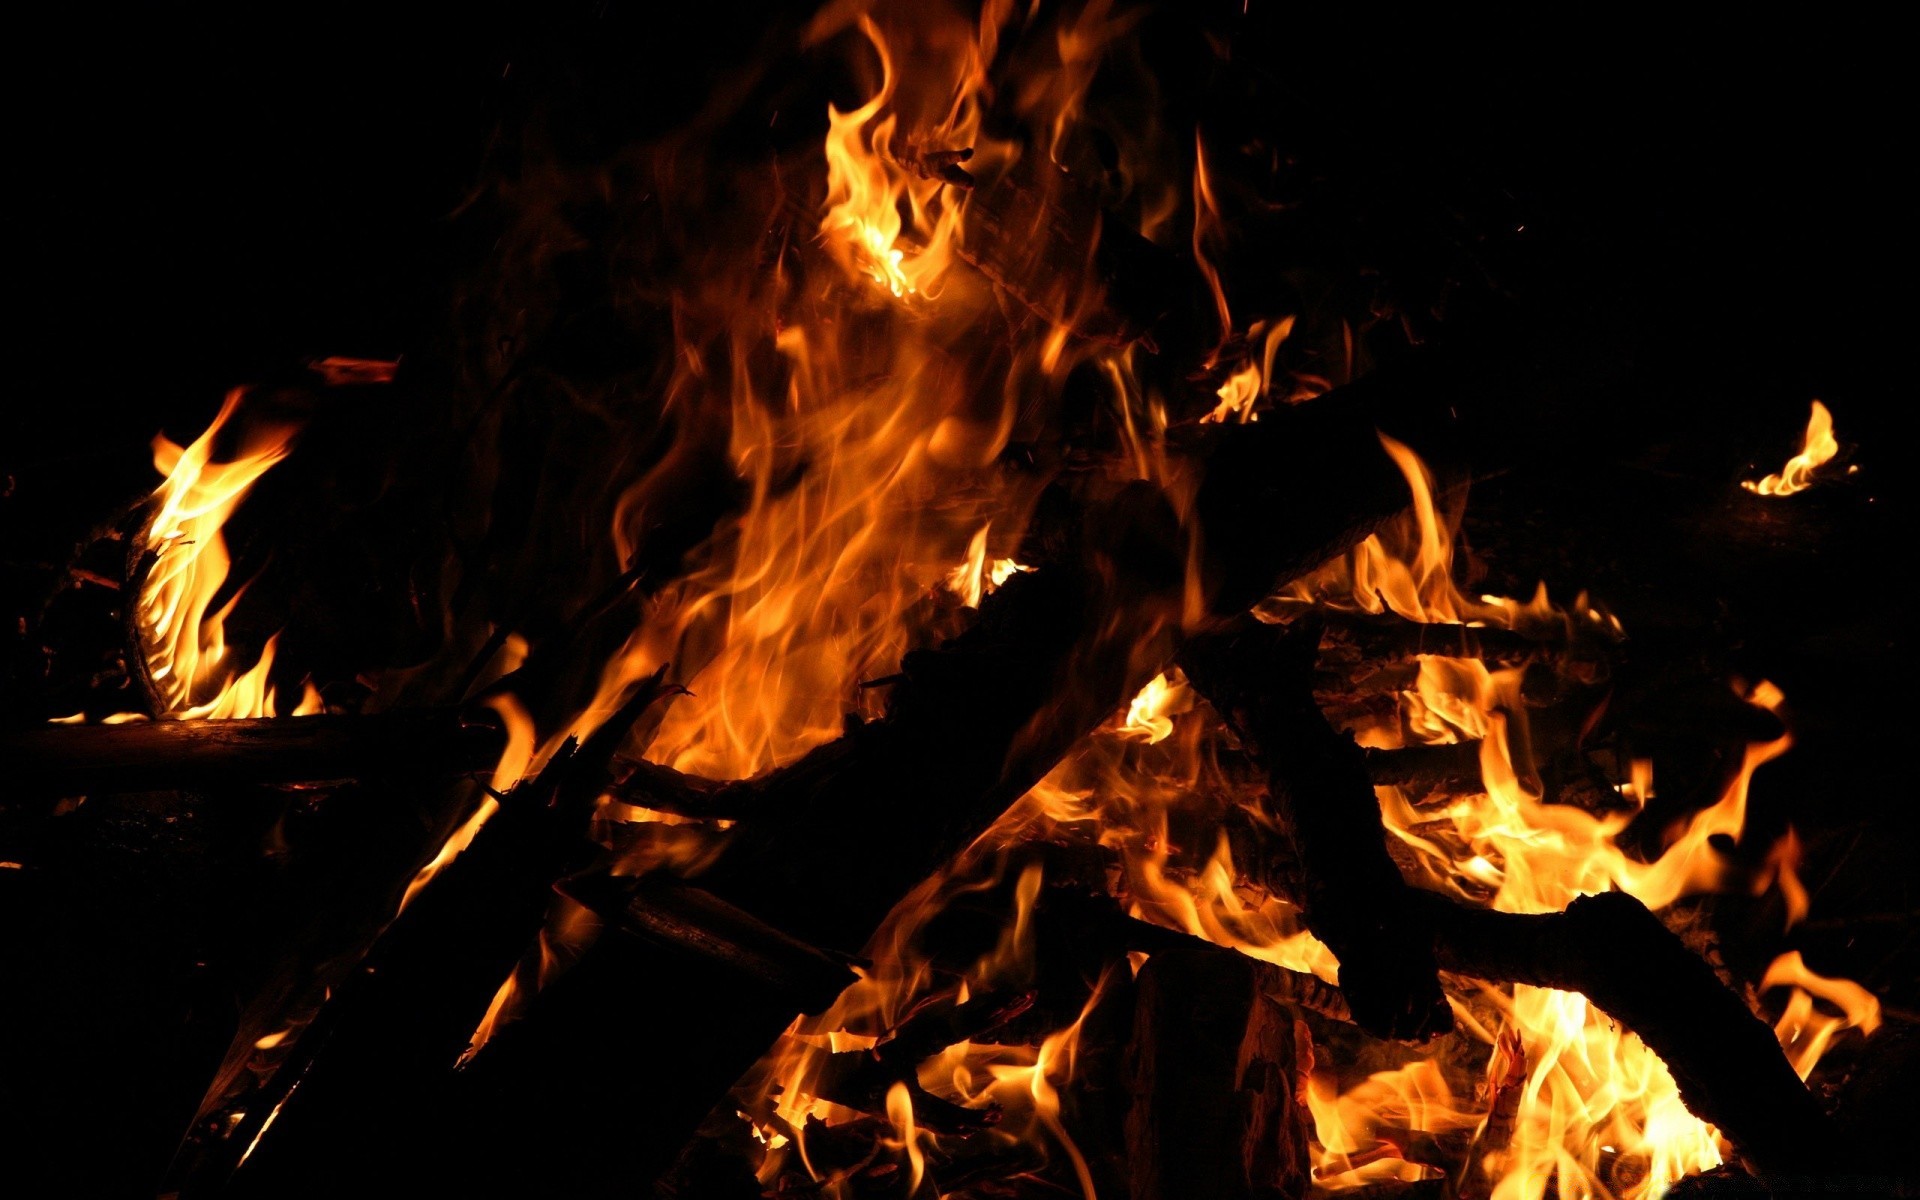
[
  {"left": 1761, "top": 950, "right": 1882, "bottom": 1081},
  {"left": 944, "top": 523, "right": 1031, "bottom": 608},
  {"left": 1743, "top": 400, "right": 1840, "bottom": 496},
  {"left": 139, "top": 390, "right": 304, "bottom": 719},
  {"left": 1120, "top": 670, "right": 1191, "bottom": 744}
]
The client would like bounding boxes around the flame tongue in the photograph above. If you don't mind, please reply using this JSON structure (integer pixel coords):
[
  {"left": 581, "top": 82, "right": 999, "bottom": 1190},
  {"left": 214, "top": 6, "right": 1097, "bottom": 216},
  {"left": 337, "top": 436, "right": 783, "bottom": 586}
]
[
  {"left": 139, "top": 389, "right": 306, "bottom": 720},
  {"left": 1744, "top": 400, "right": 1841, "bottom": 496}
]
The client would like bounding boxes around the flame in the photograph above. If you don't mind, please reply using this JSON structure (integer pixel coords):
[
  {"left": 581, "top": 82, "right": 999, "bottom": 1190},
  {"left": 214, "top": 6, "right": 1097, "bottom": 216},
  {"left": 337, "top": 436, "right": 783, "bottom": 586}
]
[
  {"left": 819, "top": 15, "right": 980, "bottom": 298},
  {"left": 1761, "top": 951, "right": 1882, "bottom": 1081},
  {"left": 138, "top": 390, "right": 310, "bottom": 720},
  {"left": 943, "top": 523, "right": 1032, "bottom": 608},
  {"left": 1272, "top": 435, "right": 1880, "bottom": 1197},
  {"left": 1743, "top": 400, "right": 1840, "bottom": 496},
  {"left": 1119, "top": 670, "right": 1191, "bottom": 744},
  {"left": 271, "top": 6, "right": 1876, "bottom": 1194},
  {"left": 1202, "top": 316, "right": 1296, "bottom": 424}
]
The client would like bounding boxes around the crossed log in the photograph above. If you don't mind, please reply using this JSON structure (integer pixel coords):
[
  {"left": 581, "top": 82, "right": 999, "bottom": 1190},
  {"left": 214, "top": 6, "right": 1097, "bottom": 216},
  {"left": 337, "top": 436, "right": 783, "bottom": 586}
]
[{"left": 18, "top": 341, "right": 1850, "bottom": 1192}]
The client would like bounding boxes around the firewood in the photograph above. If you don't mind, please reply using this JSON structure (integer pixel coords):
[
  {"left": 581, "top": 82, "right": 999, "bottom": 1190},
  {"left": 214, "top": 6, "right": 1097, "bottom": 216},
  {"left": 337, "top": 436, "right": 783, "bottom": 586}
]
[
  {"left": 1178, "top": 614, "right": 1452, "bottom": 1042},
  {"left": 559, "top": 871, "right": 859, "bottom": 1014},
  {"left": 1190, "top": 614, "right": 1848, "bottom": 1174},
  {"left": 1125, "top": 947, "right": 1310, "bottom": 1200},
  {"left": 1413, "top": 888, "right": 1849, "bottom": 1180},
  {"left": 1362, "top": 740, "right": 1484, "bottom": 794},
  {"left": 195, "top": 335, "right": 1593, "bottom": 1193},
  {"left": 1458, "top": 1028, "right": 1524, "bottom": 1200},
  {"left": 1319, "top": 613, "right": 1608, "bottom": 668},
  {"left": 1046, "top": 887, "right": 1354, "bottom": 1026},
  {"left": 806, "top": 989, "right": 1034, "bottom": 1133},
  {"left": 6, "top": 708, "right": 504, "bottom": 796},
  {"left": 175, "top": 670, "right": 672, "bottom": 1194}
]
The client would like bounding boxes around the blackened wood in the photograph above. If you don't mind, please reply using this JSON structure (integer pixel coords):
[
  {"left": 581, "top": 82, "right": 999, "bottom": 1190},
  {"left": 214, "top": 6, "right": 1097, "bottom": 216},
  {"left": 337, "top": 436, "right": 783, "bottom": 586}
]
[
  {"left": 7, "top": 709, "right": 504, "bottom": 796},
  {"left": 1049, "top": 886, "right": 1354, "bottom": 1025},
  {"left": 1414, "top": 889, "right": 1847, "bottom": 1179},
  {"left": 806, "top": 990, "right": 1035, "bottom": 1133},
  {"left": 1125, "top": 947, "right": 1309, "bottom": 1200},
  {"left": 1179, "top": 614, "right": 1452, "bottom": 1042},
  {"left": 558, "top": 871, "right": 857, "bottom": 1014},
  {"left": 1458, "top": 1029, "right": 1524, "bottom": 1200},
  {"left": 181, "top": 670, "right": 670, "bottom": 1197},
  {"left": 1363, "top": 740, "right": 1484, "bottom": 793},
  {"left": 1323, "top": 615, "right": 1593, "bottom": 667},
  {"left": 696, "top": 396, "right": 1410, "bottom": 954}
]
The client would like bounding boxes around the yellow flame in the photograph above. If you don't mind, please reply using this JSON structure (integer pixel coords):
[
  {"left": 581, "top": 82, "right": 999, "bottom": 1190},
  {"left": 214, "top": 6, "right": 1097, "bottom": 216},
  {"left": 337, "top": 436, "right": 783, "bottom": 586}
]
[
  {"left": 820, "top": 17, "right": 977, "bottom": 298},
  {"left": 1276, "top": 436, "right": 1877, "bottom": 1197},
  {"left": 1744, "top": 400, "right": 1840, "bottom": 496},
  {"left": 1761, "top": 950, "right": 1882, "bottom": 1081},
  {"left": 139, "top": 390, "right": 305, "bottom": 719}
]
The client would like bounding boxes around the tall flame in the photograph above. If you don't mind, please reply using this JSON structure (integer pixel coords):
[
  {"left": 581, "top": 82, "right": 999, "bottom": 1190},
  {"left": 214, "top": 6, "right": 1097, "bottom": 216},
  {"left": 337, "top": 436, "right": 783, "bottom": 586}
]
[
  {"left": 1743, "top": 399, "right": 1840, "bottom": 497},
  {"left": 140, "top": 390, "right": 312, "bottom": 720}
]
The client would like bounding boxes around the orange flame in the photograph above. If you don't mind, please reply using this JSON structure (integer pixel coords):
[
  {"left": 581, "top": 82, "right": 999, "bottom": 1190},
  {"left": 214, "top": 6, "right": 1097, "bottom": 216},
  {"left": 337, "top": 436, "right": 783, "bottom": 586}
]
[
  {"left": 1744, "top": 400, "right": 1840, "bottom": 496},
  {"left": 140, "top": 390, "right": 310, "bottom": 720},
  {"left": 1761, "top": 950, "right": 1882, "bottom": 1081}
]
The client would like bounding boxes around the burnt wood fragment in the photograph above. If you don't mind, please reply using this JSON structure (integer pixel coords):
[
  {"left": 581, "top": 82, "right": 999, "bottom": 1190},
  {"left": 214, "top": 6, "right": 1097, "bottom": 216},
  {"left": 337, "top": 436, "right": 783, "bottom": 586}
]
[
  {"left": 6, "top": 708, "right": 504, "bottom": 796},
  {"left": 1125, "top": 947, "right": 1310, "bottom": 1200}
]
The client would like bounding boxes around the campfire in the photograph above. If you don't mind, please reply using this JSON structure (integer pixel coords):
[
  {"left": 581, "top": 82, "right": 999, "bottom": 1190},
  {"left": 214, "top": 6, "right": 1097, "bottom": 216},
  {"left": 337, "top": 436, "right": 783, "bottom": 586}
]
[{"left": 5, "top": 4, "right": 1907, "bottom": 1198}]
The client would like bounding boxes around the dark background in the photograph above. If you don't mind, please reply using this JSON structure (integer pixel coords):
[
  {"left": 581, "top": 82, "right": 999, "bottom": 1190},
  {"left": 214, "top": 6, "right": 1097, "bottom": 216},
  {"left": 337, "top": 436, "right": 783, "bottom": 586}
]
[{"left": 4, "top": 1, "right": 1911, "bottom": 1193}]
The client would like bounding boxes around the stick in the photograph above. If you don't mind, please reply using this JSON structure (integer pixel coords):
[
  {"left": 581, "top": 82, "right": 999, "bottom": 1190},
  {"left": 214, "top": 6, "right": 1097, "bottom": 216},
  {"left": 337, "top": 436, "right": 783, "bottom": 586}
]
[{"left": 7, "top": 709, "right": 504, "bottom": 796}]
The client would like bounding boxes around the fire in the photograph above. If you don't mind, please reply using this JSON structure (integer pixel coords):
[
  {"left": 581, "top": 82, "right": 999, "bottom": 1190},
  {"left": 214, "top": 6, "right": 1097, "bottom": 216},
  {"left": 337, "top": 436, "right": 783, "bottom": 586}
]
[
  {"left": 1743, "top": 400, "right": 1840, "bottom": 496},
  {"left": 1274, "top": 436, "right": 1878, "bottom": 1197},
  {"left": 1761, "top": 951, "right": 1882, "bottom": 1081},
  {"left": 943, "top": 523, "right": 1031, "bottom": 609},
  {"left": 1119, "top": 670, "right": 1190, "bottom": 744},
  {"left": 128, "top": 2, "right": 1882, "bottom": 1193},
  {"left": 139, "top": 389, "right": 312, "bottom": 720},
  {"left": 818, "top": 14, "right": 984, "bottom": 298}
]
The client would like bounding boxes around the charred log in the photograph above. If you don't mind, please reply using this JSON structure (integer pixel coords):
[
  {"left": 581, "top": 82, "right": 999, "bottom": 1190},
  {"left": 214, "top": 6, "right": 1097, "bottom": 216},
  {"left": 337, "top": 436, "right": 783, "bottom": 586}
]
[
  {"left": 1179, "top": 614, "right": 1452, "bottom": 1042},
  {"left": 1414, "top": 888, "right": 1849, "bottom": 1180},
  {"left": 6, "top": 709, "right": 503, "bottom": 797},
  {"left": 1125, "top": 946, "right": 1311, "bottom": 1200},
  {"left": 177, "top": 670, "right": 672, "bottom": 1196}
]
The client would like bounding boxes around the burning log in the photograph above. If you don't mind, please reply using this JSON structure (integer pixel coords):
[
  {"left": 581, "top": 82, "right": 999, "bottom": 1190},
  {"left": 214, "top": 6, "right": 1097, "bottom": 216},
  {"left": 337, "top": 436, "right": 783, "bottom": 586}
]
[
  {"left": 1413, "top": 888, "right": 1849, "bottom": 1180},
  {"left": 955, "top": 152, "right": 1186, "bottom": 348},
  {"left": 191, "top": 323, "right": 1629, "bottom": 1193},
  {"left": 1179, "top": 614, "right": 1452, "bottom": 1042},
  {"left": 1361, "top": 740, "right": 1484, "bottom": 794},
  {"left": 1320, "top": 613, "right": 1612, "bottom": 669},
  {"left": 1458, "top": 1029, "right": 1525, "bottom": 1200},
  {"left": 1177, "top": 616, "right": 1848, "bottom": 1178},
  {"left": 808, "top": 989, "right": 1034, "bottom": 1133},
  {"left": 176, "top": 671, "right": 672, "bottom": 1194},
  {"left": 1049, "top": 885, "right": 1354, "bottom": 1026},
  {"left": 5, "top": 709, "right": 503, "bottom": 796},
  {"left": 1125, "top": 946, "right": 1311, "bottom": 1200},
  {"left": 560, "top": 872, "right": 860, "bottom": 1014}
]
